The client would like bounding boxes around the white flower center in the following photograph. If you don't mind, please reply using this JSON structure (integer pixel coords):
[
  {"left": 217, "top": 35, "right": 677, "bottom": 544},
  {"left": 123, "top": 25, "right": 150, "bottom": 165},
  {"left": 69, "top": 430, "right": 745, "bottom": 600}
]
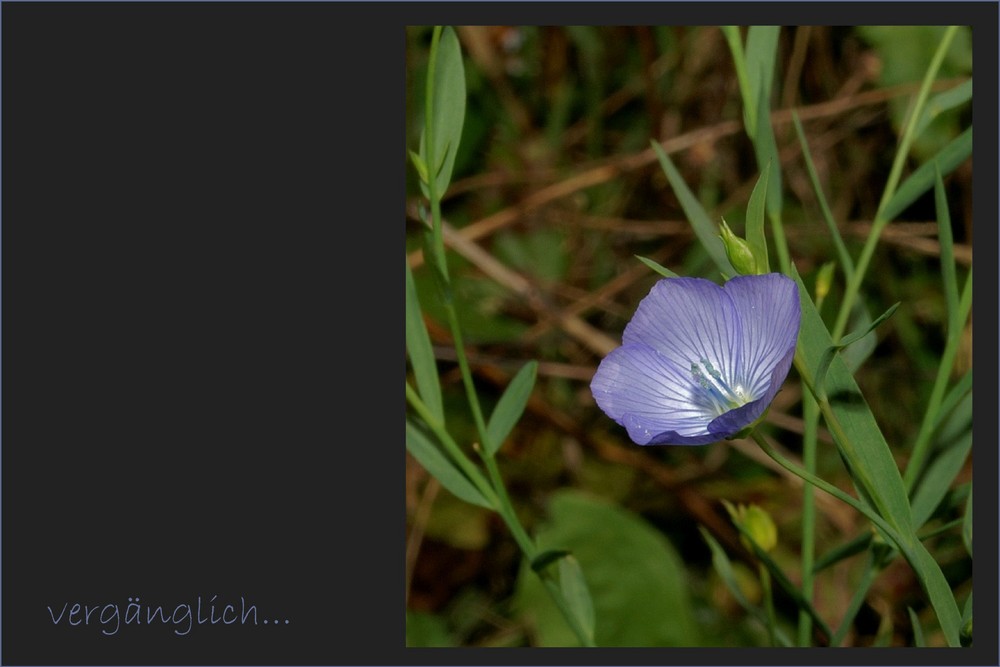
[{"left": 689, "top": 357, "right": 751, "bottom": 416}]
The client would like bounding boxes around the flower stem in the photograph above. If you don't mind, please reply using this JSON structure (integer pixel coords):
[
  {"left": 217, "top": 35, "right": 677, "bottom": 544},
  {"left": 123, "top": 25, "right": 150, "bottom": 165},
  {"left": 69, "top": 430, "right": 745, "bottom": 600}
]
[{"left": 759, "top": 563, "right": 776, "bottom": 647}]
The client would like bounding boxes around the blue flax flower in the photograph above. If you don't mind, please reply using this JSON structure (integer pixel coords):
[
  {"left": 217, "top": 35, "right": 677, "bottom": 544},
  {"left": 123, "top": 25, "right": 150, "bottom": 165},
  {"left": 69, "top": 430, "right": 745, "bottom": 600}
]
[{"left": 591, "top": 273, "right": 800, "bottom": 445}]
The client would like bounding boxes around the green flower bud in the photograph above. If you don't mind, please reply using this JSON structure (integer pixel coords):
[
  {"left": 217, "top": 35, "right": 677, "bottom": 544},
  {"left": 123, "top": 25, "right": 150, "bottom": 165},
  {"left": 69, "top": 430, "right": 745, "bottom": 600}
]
[
  {"left": 815, "top": 261, "right": 836, "bottom": 303},
  {"left": 719, "top": 218, "right": 757, "bottom": 275},
  {"left": 723, "top": 501, "right": 778, "bottom": 554}
]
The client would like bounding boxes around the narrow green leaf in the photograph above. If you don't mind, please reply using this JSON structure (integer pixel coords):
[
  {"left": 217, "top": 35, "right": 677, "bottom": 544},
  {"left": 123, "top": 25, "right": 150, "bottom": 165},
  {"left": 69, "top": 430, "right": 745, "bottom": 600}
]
[
  {"left": 650, "top": 141, "right": 734, "bottom": 277},
  {"left": 745, "top": 26, "right": 780, "bottom": 130},
  {"left": 405, "top": 420, "right": 493, "bottom": 510},
  {"left": 934, "top": 164, "right": 960, "bottom": 333},
  {"left": 936, "top": 370, "right": 972, "bottom": 433},
  {"left": 915, "top": 79, "right": 972, "bottom": 138},
  {"left": 792, "top": 111, "right": 855, "bottom": 280},
  {"left": 882, "top": 127, "right": 972, "bottom": 222},
  {"left": 419, "top": 26, "right": 466, "bottom": 198},
  {"left": 752, "top": 79, "right": 783, "bottom": 218},
  {"left": 405, "top": 258, "right": 443, "bottom": 422},
  {"left": 790, "top": 264, "right": 913, "bottom": 534},
  {"left": 962, "top": 486, "right": 972, "bottom": 557},
  {"left": 745, "top": 164, "right": 770, "bottom": 273},
  {"left": 735, "top": 525, "right": 833, "bottom": 641},
  {"left": 698, "top": 527, "right": 792, "bottom": 647},
  {"left": 814, "top": 302, "right": 900, "bottom": 394},
  {"left": 408, "top": 149, "right": 430, "bottom": 185},
  {"left": 558, "top": 555, "right": 596, "bottom": 645},
  {"left": 960, "top": 592, "right": 972, "bottom": 646},
  {"left": 910, "top": 431, "right": 971, "bottom": 528},
  {"left": 908, "top": 607, "right": 926, "bottom": 647},
  {"left": 812, "top": 532, "right": 873, "bottom": 574},
  {"left": 635, "top": 255, "right": 679, "bottom": 279},
  {"left": 530, "top": 549, "right": 572, "bottom": 573},
  {"left": 485, "top": 361, "right": 538, "bottom": 456}
]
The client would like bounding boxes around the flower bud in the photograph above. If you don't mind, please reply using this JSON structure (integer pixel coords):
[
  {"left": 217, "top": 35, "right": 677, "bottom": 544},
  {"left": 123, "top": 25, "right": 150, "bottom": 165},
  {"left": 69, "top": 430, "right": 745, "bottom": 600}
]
[
  {"left": 815, "top": 261, "right": 836, "bottom": 303},
  {"left": 724, "top": 501, "right": 778, "bottom": 553},
  {"left": 719, "top": 218, "right": 757, "bottom": 275}
]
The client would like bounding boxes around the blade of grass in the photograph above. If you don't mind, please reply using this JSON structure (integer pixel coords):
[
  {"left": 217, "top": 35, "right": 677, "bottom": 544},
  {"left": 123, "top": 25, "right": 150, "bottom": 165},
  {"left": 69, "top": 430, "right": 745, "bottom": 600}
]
[
  {"left": 934, "top": 164, "right": 960, "bottom": 333},
  {"left": 832, "top": 26, "right": 960, "bottom": 341},
  {"left": 405, "top": 258, "right": 444, "bottom": 422},
  {"left": 791, "top": 111, "right": 854, "bottom": 279},
  {"left": 650, "top": 141, "right": 734, "bottom": 277},
  {"left": 882, "top": 127, "right": 973, "bottom": 224}
]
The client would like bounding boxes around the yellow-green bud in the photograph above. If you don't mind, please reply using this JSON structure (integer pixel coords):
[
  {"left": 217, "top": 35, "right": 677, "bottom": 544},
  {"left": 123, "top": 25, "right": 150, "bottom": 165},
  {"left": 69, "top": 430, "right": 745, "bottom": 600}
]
[
  {"left": 815, "top": 261, "right": 836, "bottom": 303},
  {"left": 724, "top": 501, "right": 778, "bottom": 553},
  {"left": 719, "top": 218, "right": 757, "bottom": 275}
]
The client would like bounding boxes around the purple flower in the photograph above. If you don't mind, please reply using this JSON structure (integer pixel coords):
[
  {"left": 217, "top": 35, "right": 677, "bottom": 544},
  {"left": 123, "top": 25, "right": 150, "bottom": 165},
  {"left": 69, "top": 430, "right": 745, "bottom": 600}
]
[{"left": 591, "top": 273, "right": 801, "bottom": 445}]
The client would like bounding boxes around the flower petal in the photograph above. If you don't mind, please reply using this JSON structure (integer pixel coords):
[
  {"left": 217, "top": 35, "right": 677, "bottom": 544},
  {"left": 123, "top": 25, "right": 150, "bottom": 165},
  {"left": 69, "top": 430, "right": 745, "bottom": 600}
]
[
  {"left": 622, "top": 278, "right": 743, "bottom": 392},
  {"left": 590, "top": 342, "right": 716, "bottom": 444},
  {"left": 722, "top": 273, "right": 801, "bottom": 398}
]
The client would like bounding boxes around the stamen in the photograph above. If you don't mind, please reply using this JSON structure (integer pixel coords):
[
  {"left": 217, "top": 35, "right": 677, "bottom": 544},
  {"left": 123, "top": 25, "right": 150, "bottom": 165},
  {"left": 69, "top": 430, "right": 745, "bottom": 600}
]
[{"left": 689, "top": 358, "right": 751, "bottom": 416}]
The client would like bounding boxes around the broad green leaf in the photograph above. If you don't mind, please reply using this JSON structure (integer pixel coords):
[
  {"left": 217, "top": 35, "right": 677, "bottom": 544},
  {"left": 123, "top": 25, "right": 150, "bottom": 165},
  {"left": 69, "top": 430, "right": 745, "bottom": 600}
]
[
  {"left": 910, "top": 431, "right": 971, "bottom": 528},
  {"left": 635, "top": 255, "right": 679, "bottom": 279},
  {"left": 485, "top": 361, "right": 537, "bottom": 455},
  {"left": 651, "top": 141, "right": 734, "bottom": 277},
  {"left": 882, "top": 127, "right": 972, "bottom": 222},
  {"left": 405, "top": 258, "right": 443, "bottom": 422},
  {"left": 405, "top": 420, "right": 492, "bottom": 510},
  {"left": 745, "top": 164, "right": 770, "bottom": 273},
  {"left": 558, "top": 555, "right": 595, "bottom": 645},
  {"left": 516, "top": 491, "right": 699, "bottom": 646},
  {"left": 419, "top": 26, "right": 466, "bottom": 198}
]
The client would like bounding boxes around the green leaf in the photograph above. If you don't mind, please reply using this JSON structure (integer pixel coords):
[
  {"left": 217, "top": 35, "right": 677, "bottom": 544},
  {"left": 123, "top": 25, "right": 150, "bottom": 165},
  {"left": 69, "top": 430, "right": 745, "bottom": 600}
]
[
  {"left": 910, "top": 430, "right": 971, "bottom": 528},
  {"left": 530, "top": 549, "right": 572, "bottom": 573},
  {"left": 419, "top": 26, "right": 466, "bottom": 198},
  {"left": 745, "top": 26, "right": 780, "bottom": 132},
  {"left": 812, "top": 532, "right": 873, "bottom": 574},
  {"left": 698, "top": 526, "right": 792, "bottom": 647},
  {"left": 935, "top": 370, "right": 972, "bottom": 432},
  {"left": 908, "top": 607, "right": 926, "bottom": 647},
  {"left": 405, "top": 420, "right": 493, "bottom": 510},
  {"left": 485, "top": 361, "right": 537, "bottom": 455},
  {"left": 405, "top": 258, "right": 443, "bottom": 422},
  {"left": 882, "top": 127, "right": 972, "bottom": 222},
  {"left": 814, "top": 301, "right": 900, "bottom": 395},
  {"left": 962, "top": 485, "right": 972, "bottom": 557},
  {"left": 934, "top": 164, "right": 960, "bottom": 333},
  {"left": 915, "top": 79, "right": 972, "bottom": 138},
  {"left": 745, "top": 164, "right": 770, "bottom": 273},
  {"left": 650, "top": 141, "right": 734, "bottom": 277},
  {"left": 408, "top": 149, "right": 430, "bottom": 185},
  {"left": 516, "top": 491, "right": 699, "bottom": 646},
  {"left": 746, "top": 29, "right": 783, "bottom": 218},
  {"left": 635, "top": 255, "right": 679, "bottom": 279},
  {"left": 792, "top": 112, "right": 854, "bottom": 279},
  {"left": 558, "top": 555, "right": 596, "bottom": 645}
]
